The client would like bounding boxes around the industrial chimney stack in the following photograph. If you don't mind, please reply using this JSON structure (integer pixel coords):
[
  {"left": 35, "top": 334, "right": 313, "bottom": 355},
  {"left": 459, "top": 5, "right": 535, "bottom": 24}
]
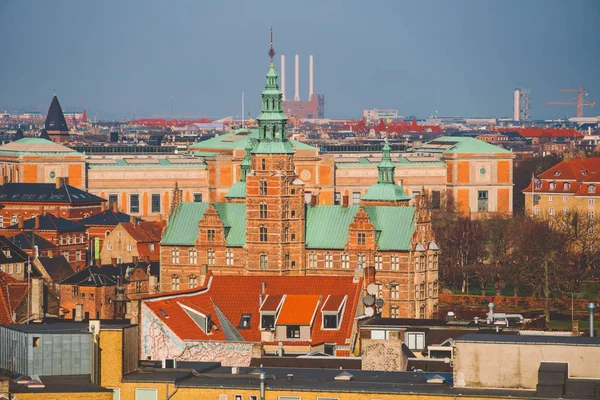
[
  {"left": 294, "top": 54, "right": 300, "bottom": 101},
  {"left": 309, "top": 55, "right": 314, "bottom": 100},
  {"left": 281, "top": 55, "right": 286, "bottom": 101}
]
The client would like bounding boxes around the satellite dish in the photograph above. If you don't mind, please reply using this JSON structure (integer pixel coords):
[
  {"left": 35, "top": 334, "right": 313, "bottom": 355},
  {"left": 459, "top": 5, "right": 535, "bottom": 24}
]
[
  {"left": 363, "top": 295, "right": 375, "bottom": 307},
  {"left": 366, "top": 284, "right": 378, "bottom": 296},
  {"left": 365, "top": 307, "right": 375, "bottom": 317},
  {"left": 376, "top": 299, "right": 384, "bottom": 308}
]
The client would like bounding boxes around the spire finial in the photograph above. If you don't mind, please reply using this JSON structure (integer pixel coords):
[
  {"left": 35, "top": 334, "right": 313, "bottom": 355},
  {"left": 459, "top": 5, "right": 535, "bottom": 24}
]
[{"left": 268, "top": 25, "right": 275, "bottom": 67}]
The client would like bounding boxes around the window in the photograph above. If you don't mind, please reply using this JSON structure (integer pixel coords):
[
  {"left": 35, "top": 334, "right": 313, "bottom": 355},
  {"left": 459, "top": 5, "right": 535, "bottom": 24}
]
[
  {"left": 357, "top": 253, "right": 366, "bottom": 269},
  {"left": 391, "top": 254, "right": 399, "bottom": 270},
  {"left": 108, "top": 194, "right": 118, "bottom": 210},
  {"left": 149, "top": 243, "right": 155, "bottom": 251},
  {"left": 391, "top": 284, "right": 399, "bottom": 299},
  {"left": 226, "top": 249, "right": 234, "bottom": 266},
  {"left": 308, "top": 252, "right": 317, "bottom": 268},
  {"left": 90, "top": 293, "right": 94, "bottom": 299},
  {"left": 130, "top": 194, "right": 139, "bottom": 213},
  {"left": 286, "top": 325, "right": 300, "bottom": 339},
  {"left": 420, "top": 254, "right": 425, "bottom": 271},
  {"left": 428, "top": 282, "right": 433, "bottom": 297},
  {"left": 341, "top": 253, "right": 350, "bottom": 269},
  {"left": 284, "top": 252, "right": 290, "bottom": 269},
  {"left": 207, "top": 249, "right": 215, "bottom": 265},
  {"left": 16, "top": 264, "right": 21, "bottom": 274},
  {"left": 352, "top": 191, "right": 361, "bottom": 205},
  {"left": 189, "top": 275, "right": 198, "bottom": 289},
  {"left": 357, "top": 232, "right": 366, "bottom": 246},
  {"left": 334, "top": 192, "right": 341, "bottom": 205},
  {"left": 151, "top": 194, "right": 160, "bottom": 213},
  {"left": 135, "top": 281, "right": 143, "bottom": 293},
  {"left": 563, "top": 207, "right": 569, "bottom": 214},
  {"left": 207, "top": 229, "right": 216, "bottom": 242},
  {"left": 171, "top": 248, "right": 179, "bottom": 264},
  {"left": 189, "top": 248, "right": 197, "bottom": 264},
  {"left": 76, "top": 250, "right": 82, "bottom": 261},
  {"left": 105, "top": 230, "right": 110, "bottom": 238},
  {"left": 72, "top": 286, "right": 79, "bottom": 298},
  {"left": 261, "top": 158, "right": 266, "bottom": 170},
  {"left": 477, "top": 190, "right": 488, "bottom": 212},
  {"left": 433, "top": 253, "right": 438, "bottom": 270},
  {"left": 390, "top": 306, "right": 399, "bottom": 319},
  {"left": 118, "top": 231, "right": 122, "bottom": 237},
  {"left": 406, "top": 332, "right": 425, "bottom": 350},
  {"left": 117, "top": 257, "right": 122, "bottom": 264},
  {"left": 589, "top": 199, "right": 595, "bottom": 205},
  {"left": 420, "top": 282, "right": 425, "bottom": 299},
  {"left": 589, "top": 184, "right": 596, "bottom": 194},
  {"left": 420, "top": 304, "right": 426, "bottom": 319},
  {"left": 171, "top": 275, "right": 180, "bottom": 291},
  {"left": 549, "top": 182, "right": 556, "bottom": 190},
  {"left": 261, "top": 314, "right": 275, "bottom": 330},
  {"left": 8, "top": 264, "right": 13, "bottom": 274},
  {"left": 259, "top": 226, "right": 268, "bottom": 242},
  {"left": 239, "top": 314, "right": 251, "bottom": 329},
  {"left": 259, "top": 179, "right": 267, "bottom": 195},
  {"left": 80, "top": 293, "right": 85, "bottom": 298},
  {"left": 534, "top": 206, "right": 540, "bottom": 216},
  {"left": 325, "top": 252, "right": 333, "bottom": 268},
  {"left": 564, "top": 182, "right": 571, "bottom": 190},
  {"left": 259, "top": 253, "right": 268, "bottom": 269},
  {"left": 375, "top": 282, "right": 383, "bottom": 298},
  {"left": 193, "top": 193, "right": 202, "bottom": 202},
  {"left": 549, "top": 195, "right": 554, "bottom": 202},
  {"left": 371, "top": 330, "right": 388, "bottom": 340},
  {"left": 428, "top": 254, "right": 433, "bottom": 269},
  {"left": 127, "top": 245, "right": 133, "bottom": 251},
  {"left": 283, "top": 201, "right": 289, "bottom": 219},
  {"left": 374, "top": 253, "right": 382, "bottom": 270},
  {"left": 107, "top": 244, "right": 113, "bottom": 250},
  {"left": 434, "top": 280, "right": 439, "bottom": 297},
  {"left": 284, "top": 225, "right": 290, "bottom": 242},
  {"left": 323, "top": 313, "right": 339, "bottom": 329},
  {"left": 589, "top": 211, "right": 595, "bottom": 219},
  {"left": 549, "top": 207, "right": 554, "bottom": 216},
  {"left": 563, "top": 196, "right": 568, "bottom": 203},
  {"left": 415, "top": 285, "right": 419, "bottom": 300},
  {"left": 259, "top": 202, "right": 268, "bottom": 219},
  {"left": 62, "top": 251, "right": 69, "bottom": 261},
  {"left": 134, "top": 388, "right": 158, "bottom": 400}
]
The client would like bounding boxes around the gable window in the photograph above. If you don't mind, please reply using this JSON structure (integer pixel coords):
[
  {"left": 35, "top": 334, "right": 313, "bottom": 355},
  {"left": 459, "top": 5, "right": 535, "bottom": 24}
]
[
  {"left": 374, "top": 253, "right": 382, "bottom": 270},
  {"left": 189, "top": 248, "right": 198, "bottom": 264},
  {"left": 207, "top": 229, "right": 216, "bottom": 242},
  {"left": 549, "top": 195, "right": 554, "bottom": 202},
  {"left": 259, "top": 179, "right": 267, "bottom": 195},
  {"left": 390, "top": 284, "right": 399, "bottom": 300},
  {"left": 261, "top": 314, "right": 275, "bottom": 330},
  {"left": 259, "top": 253, "right": 268, "bottom": 269},
  {"left": 130, "top": 194, "right": 139, "bottom": 213},
  {"left": 325, "top": 252, "right": 333, "bottom": 268},
  {"left": 589, "top": 184, "right": 596, "bottom": 194},
  {"left": 341, "top": 253, "right": 350, "bottom": 269},
  {"left": 72, "top": 286, "right": 79, "bottom": 298},
  {"left": 151, "top": 194, "right": 161, "bottom": 212},
  {"left": 259, "top": 226, "right": 268, "bottom": 242},
  {"left": 549, "top": 182, "right": 556, "bottom": 190},
  {"left": 11, "top": 215, "right": 17, "bottom": 225},
  {"left": 226, "top": 249, "right": 234, "bottom": 266},
  {"left": 284, "top": 252, "right": 290, "bottom": 269},
  {"left": 171, "top": 275, "right": 180, "bottom": 291},
  {"left": 259, "top": 202, "right": 268, "bottom": 219},
  {"left": 207, "top": 249, "right": 215, "bottom": 265},
  {"left": 261, "top": 158, "right": 266, "bottom": 171},
  {"left": 352, "top": 191, "right": 361, "bottom": 205},
  {"left": 239, "top": 314, "right": 251, "bottom": 329},
  {"left": 171, "top": 248, "right": 180, "bottom": 264},
  {"left": 286, "top": 325, "right": 301, "bottom": 339},
  {"left": 189, "top": 275, "right": 198, "bottom": 289},
  {"left": 308, "top": 252, "right": 318, "bottom": 268},
  {"left": 391, "top": 254, "right": 399, "bottom": 270},
  {"left": 406, "top": 332, "right": 425, "bottom": 350},
  {"left": 564, "top": 182, "right": 571, "bottom": 190},
  {"left": 357, "top": 232, "right": 366, "bottom": 246}
]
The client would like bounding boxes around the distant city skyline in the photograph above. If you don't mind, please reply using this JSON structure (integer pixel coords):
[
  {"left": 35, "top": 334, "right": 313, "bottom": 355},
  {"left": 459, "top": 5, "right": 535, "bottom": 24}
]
[{"left": 0, "top": 0, "right": 599, "bottom": 120}]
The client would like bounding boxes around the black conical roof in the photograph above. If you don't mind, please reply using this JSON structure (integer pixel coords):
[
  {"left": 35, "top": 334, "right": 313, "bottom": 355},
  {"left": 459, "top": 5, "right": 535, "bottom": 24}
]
[
  {"left": 39, "top": 129, "right": 50, "bottom": 140},
  {"left": 44, "top": 95, "right": 69, "bottom": 132},
  {"left": 14, "top": 129, "right": 24, "bottom": 140}
]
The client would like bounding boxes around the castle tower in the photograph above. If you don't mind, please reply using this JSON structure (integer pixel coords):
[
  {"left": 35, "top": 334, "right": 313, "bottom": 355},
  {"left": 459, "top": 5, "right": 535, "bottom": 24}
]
[
  {"left": 44, "top": 95, "right": 70, "bottom": 143},
  {"left": 361, "top": 140, "right": 410, "bottom": 206},
  {"left": 245, "top": 27, "right": 306, "bottom": 274}
]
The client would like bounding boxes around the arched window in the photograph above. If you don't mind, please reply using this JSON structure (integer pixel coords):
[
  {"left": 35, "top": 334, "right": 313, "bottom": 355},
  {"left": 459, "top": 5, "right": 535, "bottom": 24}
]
[
  {"left": 419, "top": 304, "right": 426, "bottom": 319},
  {"left": 259, "top": 179, "right": 267, "bottom": 195},
  {"left": 259, "top": 253, "right": 268, "bottom": 269},
  {"left": 390, "top": 283, "right": 400, "bottom": 299},
  {"left": 259, "top": 226, "right": 268, "bottom": 242},
  {"left": 189, "top": 275, "right": 198, "bottom": 289},
  {"left": 308, "top": 252, "right": 317, "bottom": 268},
  {"left": 105, "top": 230, "right": 110, "bottom": 238},
  {"left": 79, "top": 234, "right": 84, "bottom": 244},
  {"left": 59, "top": 235, "right": 64, "bottom": 245},
  {"left": 259, "top": 202, "right": 268, "bottom": 219},
  {"left": 325, "top": 252, "right": 333, "bottom": 268},
  {"left": 284, "top": 225, "right": 290, "bottom": 242},
  {"left": 171, "top": 275, "right": 180, "bottom": 291},
  {"left": 207, "top": 249, "right": 215, "bottom": 265},
  {"left": 284, "top": 253, "right": 290, "bottom": 269},
  {"left": 341, "top": 252, "right": 350, "bottom": 269},
  {"left": 66, "top": 236, "right": 72, "bottom": 245}
]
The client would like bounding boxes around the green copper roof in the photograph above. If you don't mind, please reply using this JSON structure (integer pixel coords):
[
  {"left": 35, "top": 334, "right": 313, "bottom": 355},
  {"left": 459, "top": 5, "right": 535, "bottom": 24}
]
[
  {"left": 251, "top": 139, "right": 294, "bottom": 154},
  {"left": 224, "top": 181, "right": 247, "bottom": 199},
  {"left": 397, "top": 157, "right": 445, "bottom": 166},
  {"left": 364, "top": 206, "right": 415, "bottom": 250},
  {"left": 418, "top": 136, "right": 511, "bottom": 154},
  {"left": 161, "top": 202, "right": 209, "bottom": 245},
  {"left": 161, "top": 202, "right": 246, "bottom": 246},
  {"left": 213, "top": 202, "right": 246, "bottom": 246},
  {"left": 362, "top": 183, "right": 411, "bottom": 202},
  {"left": 0, "top": 137, "right": 84, "bottom": 156},
  {"left": 305, "top": 204, "right": 416, "bottom": 250},
  {"left": 188, "top": 129, "right": 314, "bottom": 151},
  {"left": 305, "top": 205, "right": 360, "bottom": 249}
]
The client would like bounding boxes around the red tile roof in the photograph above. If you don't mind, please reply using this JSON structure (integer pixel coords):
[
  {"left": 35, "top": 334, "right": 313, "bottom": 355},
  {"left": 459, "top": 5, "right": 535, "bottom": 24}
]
[
  {"left": 523, "top": 158, "right": 600, "bottom": 196},
  {"left": 121, "top": 221, "right": 164, "bottom": 243},
  {"left": 0, "top": 271, "right": 29, "bottom": 324},
  {"left": 143, "top": 275, "right": 363, "bottom": 346},
  {"left": 322, "top": 294, "right": 347, "bottom": 312},
  {"left": 276, "top": 295, "right": 320, "bottom": 326},
  {"left": 260, "top": 294, "right": 283, "bottom": 312}
]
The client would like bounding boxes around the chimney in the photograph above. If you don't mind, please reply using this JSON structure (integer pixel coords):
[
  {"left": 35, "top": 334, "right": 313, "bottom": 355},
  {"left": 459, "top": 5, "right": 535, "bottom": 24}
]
[
  {"left": 157, "top": 213, "right": 163, "bottom": 222},
  {"left": 55, "top": 177, "right": 63, "bottom": 189},
  {"left": 309, "top": 55, "right": 314, "bottom": 100},
  {"left": 130, "top": 215, "right": 136, "bottom": 224},
  {"left": 261, "top": 282, "right": 266, "bottom": 294},
  {"left": 111, "top": 257, "right": 117, "bottom": 267},
  {"left": 74, "top": 304, "right": 84, "bottom": 322},
  {"left": 31, "top": 278, "right": 44, "bottom": 322},
  {"left": 281, "top": 54, "right": 286, "bottom": 101},
  {"left": 47, "top": 250, "right": 53, "bottom": 258},
  {"left": 95, "top": 258, "right": 101, "bottom": 267},
  {"left": 144, "top": 255, "right": 150, "bottom": 263},
  {"left": 342, "top": 195, "right": 349, "bottom": 208},
  {"left": 112, "top": 201, "right": 119, "bottom": 213},
  {"left": 294, "top": 54, "right": 300, "bottom": 101},
  {"left": 17, "top": 215, "right": 23, "bottom": 229},
  {"left": 310, "top": 195, "right": 317, "bottom": 207},
  {"left": 34, "top": 215, "right": 39, "bottom": 230},
  {"left": 132, "top": 256, "right": 138, "bottom": 265}
]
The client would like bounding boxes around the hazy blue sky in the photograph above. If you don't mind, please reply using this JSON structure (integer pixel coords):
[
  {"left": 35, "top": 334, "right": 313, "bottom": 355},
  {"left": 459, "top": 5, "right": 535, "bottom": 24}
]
[{"left": 0, "top": 0, "right": 598, "bottom": 120}]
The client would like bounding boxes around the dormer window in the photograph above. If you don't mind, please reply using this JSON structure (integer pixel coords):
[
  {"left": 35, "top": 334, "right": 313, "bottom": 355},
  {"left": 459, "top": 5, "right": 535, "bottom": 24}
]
[
  {"left": 589, "top": 184, "right": 596, "bottom": 194},
  {"left": 323, "top": 314, "right": 339, "bottom": 329},
  {"left": 180, "top": 303, "right": 212, "bottom": 334},
  {"left": 554, "top": 171, "right": 561, "bottom": 176},
  {"left": 3, "top": 250, "right": 10, "bottom": 258},
  {"left": 582, "top": 170, "right": 588, "bottom": 176},
  {"left": 549, "top": 182, "right": 556, "bottom": 190},
  {"left": 261, "top": 314, "right": 275, "bottom": 330},
  {"left": 321, "top": 295, "right": 347, "bottom": 330},
  {"left": 564, "top": 182, "right": 570, "bottom": 190},
  {"left": 239, "top": 314, "right": 251, "bottom": 329}
]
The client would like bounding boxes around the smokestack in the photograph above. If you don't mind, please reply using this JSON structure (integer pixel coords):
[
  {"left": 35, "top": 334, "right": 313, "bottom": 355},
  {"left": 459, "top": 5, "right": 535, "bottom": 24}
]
[
  {"left": 309, "top": 55, "right": 314, "bottom": 100},
  {"left": 281, "top": 55, "right": 286, "bottom": 101},
  {"left": 294, "top": 54, "right": 300, "bottom": 101},
  {"left": 587, "top": 302, "right": 597, "bottom": 337}
]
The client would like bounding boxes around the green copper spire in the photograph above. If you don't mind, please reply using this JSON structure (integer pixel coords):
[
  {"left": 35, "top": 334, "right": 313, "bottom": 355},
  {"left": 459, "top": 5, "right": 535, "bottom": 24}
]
[
  {"left": 377, "top": 139, "right": 396, "bottom": 184},
  {"left": 253, "top": 26, "right": 294, "bottom": 154}
]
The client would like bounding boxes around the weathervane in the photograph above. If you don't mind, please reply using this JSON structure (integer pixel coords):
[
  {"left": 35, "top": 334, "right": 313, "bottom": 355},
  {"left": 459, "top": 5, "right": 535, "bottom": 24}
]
[{"left": 269, "top": 25, "right": 275, "bottom": 66}]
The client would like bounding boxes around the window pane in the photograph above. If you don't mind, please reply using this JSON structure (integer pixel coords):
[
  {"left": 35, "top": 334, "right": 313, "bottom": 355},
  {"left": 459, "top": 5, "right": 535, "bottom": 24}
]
[
  {"left": 193, "top": 193, "right": 202, "bottom": 202},
  {"left": 130, "top": 194, "right": 139, "bottom": 213},
  {"left": 151, "top": 194, "right": 160, "bottom": 213}
]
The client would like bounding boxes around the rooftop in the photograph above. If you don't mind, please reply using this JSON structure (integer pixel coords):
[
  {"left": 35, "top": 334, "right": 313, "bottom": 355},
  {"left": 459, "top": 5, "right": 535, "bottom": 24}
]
[
  {"left": 455, "top": 333, "right": 600, "bottom": 346},
  {"left": 417, "top": 136, "right": 511, "bottom": 155},
  {"left": 0, "top": 183, "right": 105, "bottom": 204},
  {"left": 0, "top": 137, "right": 81, "bottom": 156}
]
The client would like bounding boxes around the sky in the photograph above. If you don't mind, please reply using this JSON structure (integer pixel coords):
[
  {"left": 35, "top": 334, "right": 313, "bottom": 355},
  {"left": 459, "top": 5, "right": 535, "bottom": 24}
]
[{"left": 0, "top": 0, "right": 599, "bottom": 120}]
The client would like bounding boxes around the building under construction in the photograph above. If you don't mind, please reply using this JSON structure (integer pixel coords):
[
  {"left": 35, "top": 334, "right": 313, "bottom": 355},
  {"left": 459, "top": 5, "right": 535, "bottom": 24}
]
[{"left": 281, "top": 54, "right": 325, "bottom": 119}]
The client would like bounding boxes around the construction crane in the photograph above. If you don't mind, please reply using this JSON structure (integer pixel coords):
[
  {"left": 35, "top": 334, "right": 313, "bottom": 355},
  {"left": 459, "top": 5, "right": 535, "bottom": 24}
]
[{"left": 546, "top": 85, "right": 596, "bottom": 117}]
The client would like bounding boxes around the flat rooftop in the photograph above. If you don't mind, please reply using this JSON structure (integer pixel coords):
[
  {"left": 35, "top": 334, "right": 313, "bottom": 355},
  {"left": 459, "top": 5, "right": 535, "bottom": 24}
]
[
  {"left": 7, "top": 374, "right": 110, "bottom": 394},
  {"left": 0, "top": 320, "right": 136, "bottom": 333},
  {"left": 455, "top": 333, "right": 600, "bottom": 346}
]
